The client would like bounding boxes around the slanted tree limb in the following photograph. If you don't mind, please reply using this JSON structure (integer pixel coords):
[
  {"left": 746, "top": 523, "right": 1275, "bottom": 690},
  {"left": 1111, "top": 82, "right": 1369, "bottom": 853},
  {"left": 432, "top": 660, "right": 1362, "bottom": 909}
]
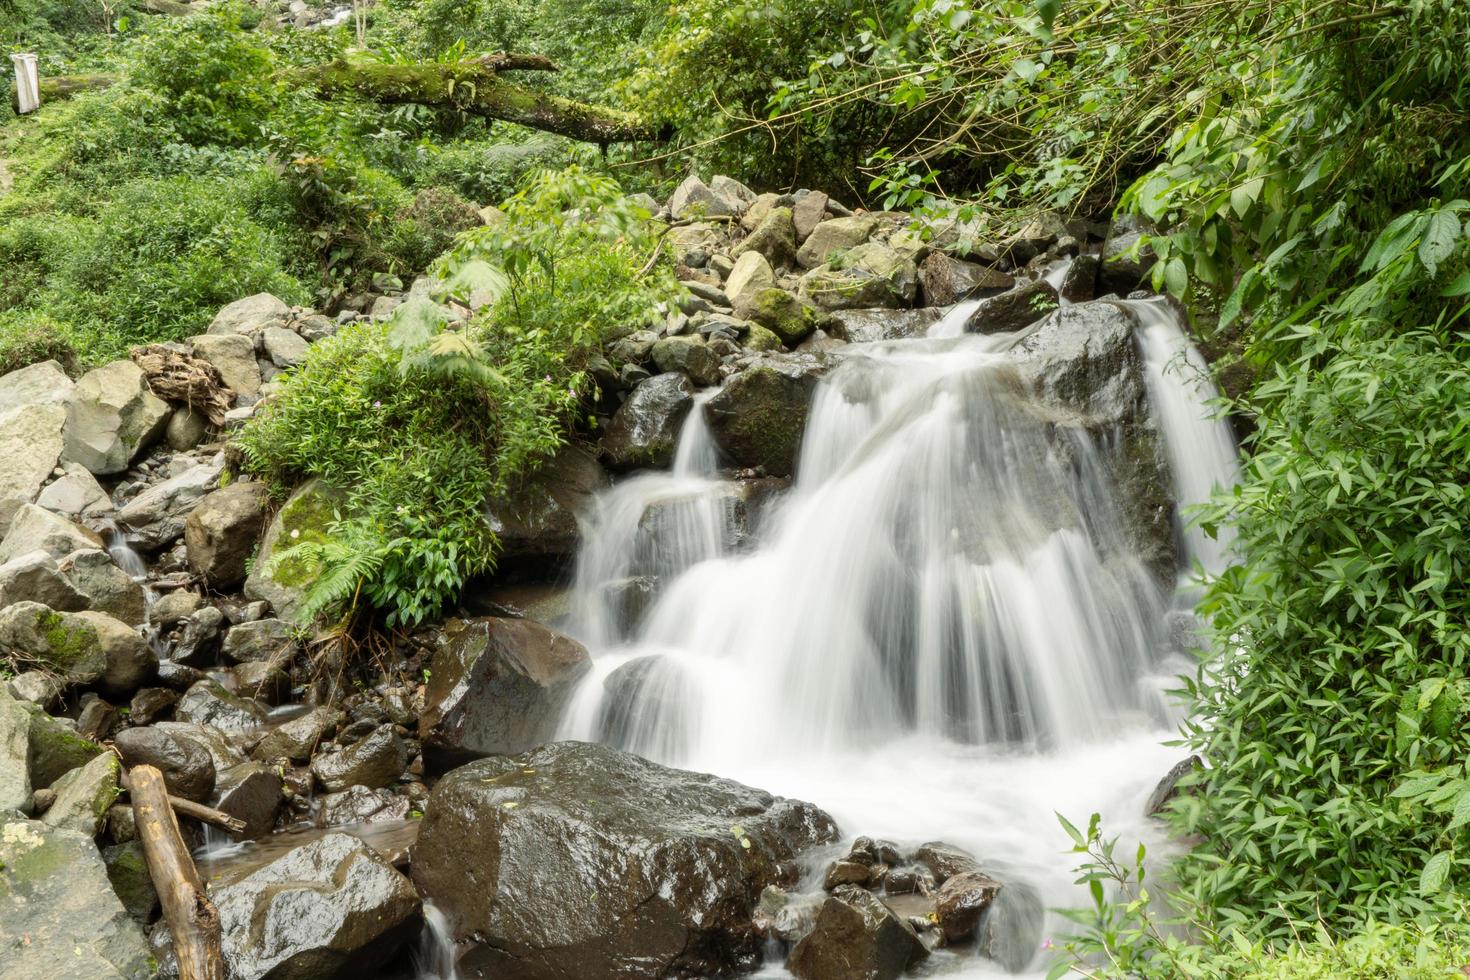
[
  {"left": 121, "top": 770, "right": 248, "bottom": 834},
  {"left": 282, "top": 57, "right": 669, "bottom": 144},
  {"left": 130, "top": 765, "right": 224, "bottom": 980}
]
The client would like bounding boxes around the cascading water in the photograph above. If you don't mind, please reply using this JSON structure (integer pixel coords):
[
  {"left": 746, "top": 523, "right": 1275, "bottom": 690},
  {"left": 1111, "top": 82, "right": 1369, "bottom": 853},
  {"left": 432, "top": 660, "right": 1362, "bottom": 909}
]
[{"left": 559, "top": 297, "right": 1238, "bottom": 976}]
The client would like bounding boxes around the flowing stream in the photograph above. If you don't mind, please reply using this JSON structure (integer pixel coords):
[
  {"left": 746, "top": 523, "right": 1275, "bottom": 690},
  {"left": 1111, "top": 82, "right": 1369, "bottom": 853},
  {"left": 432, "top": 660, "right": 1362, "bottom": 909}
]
[{"left": 556, "top": 295, "right": 1241, "bottom": 976}]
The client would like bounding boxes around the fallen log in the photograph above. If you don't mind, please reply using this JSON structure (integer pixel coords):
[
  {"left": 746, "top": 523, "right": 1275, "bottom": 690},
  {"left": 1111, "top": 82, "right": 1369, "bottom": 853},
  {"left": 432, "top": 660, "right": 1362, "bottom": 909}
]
[
  {"left": 130, "top": 765, "right": 225, "bottom": 980},
  {"left": 121, "top": 769, "right": 248, "bottom": 834},
  {"left": 131, "top": 344, "right": 234, "bottom": 426},
  {"left": 8, "top": 73, "right": 115, "bottom": 108},
  {"left": 282, "top": 56, "right": 669, "bottom": 144}
]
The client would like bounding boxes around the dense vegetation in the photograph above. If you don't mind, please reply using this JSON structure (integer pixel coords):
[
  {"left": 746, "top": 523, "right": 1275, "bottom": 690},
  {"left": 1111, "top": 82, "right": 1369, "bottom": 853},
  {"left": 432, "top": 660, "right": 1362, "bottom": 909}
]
[{"left": 6, "top": 0, "right": 1470, "bottom": 974}]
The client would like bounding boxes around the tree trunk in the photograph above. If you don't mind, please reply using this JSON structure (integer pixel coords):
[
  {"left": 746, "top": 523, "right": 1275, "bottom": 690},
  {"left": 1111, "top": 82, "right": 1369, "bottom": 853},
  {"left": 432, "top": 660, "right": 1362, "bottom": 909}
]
[
  {"left": 283, "top": 57, "right": 668, "bottom": 144},
  {"left": 130, "top": 765, "right": 225, "bottom": 980}
]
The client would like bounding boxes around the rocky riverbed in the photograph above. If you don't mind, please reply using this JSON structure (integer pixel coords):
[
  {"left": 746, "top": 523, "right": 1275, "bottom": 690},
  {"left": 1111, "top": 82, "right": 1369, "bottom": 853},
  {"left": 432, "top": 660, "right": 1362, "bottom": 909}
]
[{"left": 0, "top": 172, "right": 1199, "bottom": 979}]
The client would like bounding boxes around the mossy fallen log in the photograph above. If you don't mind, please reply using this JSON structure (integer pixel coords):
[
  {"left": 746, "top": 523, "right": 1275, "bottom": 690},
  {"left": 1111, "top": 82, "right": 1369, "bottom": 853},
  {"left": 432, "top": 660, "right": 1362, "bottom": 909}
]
[
  {"left": 8, "top": 72, "right": 116, "bottom": 109},
  {"left": 283, "top": 56, "right": 669, "bottom": 144}
]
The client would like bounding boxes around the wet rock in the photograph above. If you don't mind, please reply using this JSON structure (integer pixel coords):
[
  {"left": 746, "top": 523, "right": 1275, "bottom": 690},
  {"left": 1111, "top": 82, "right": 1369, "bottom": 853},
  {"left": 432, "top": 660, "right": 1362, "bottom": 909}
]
[
  {"left": 213, "top": 761, "right": 284, "bottom": 838},
  {"left": 116, "top": 456, "right": 224, "bottom": 551},
  {"left": 312, "top": 724, "right": 407, "bottom": 792},
  {"left": 77, "top": 696, "right": 117, "bottom": 741},
  {"left": 185, "top": 481, "right": 268, "bottom": 588},
  {"left": 190, "top": 333, "right": 262, "bottom": 397},
  {"left": 797, "top": 215, "right": 879, "bottom": 268},
  {"left": 244, "top": 478, "right": 343, "bottom": 621},
  {"left": 151, "top": 589, "right": 202, "bottom": 626},
  {"left": 918, "top": 252, "right": 1015, "bottom": 306},
  {"left": 0, "top": 818, "right": 153, "bottom": 979},
  {"left": 912, "top": 841, "right": 980, "bottom": 885},
  {"left": 753, "top": 885, "right": 824, "bottom": 944},
  {"left": 252, "top": 705, "right": 343, "bottom": 764},
  {"left": 42, "top": 751, "right": 119, "bottom": 835},
  {"left": 484, "top": 444, "right": 607, "bottom": 575},
  {"left": 101, "top": 840, "right": 158, "bottom": 924},
  {"left": 1099, "top": 214, "right": 1157, "bottom": 296},
  {"left": 0, "top": 684, "right": 32, "bottom": 811},
  {"left": 233, "top": 661, "right": 292, "bottom": 704},
  {"left": 207, "top": 833, "right": 421, "bottom": 980},
  {"left": 1145, "top": 755, "right": 1202, "bottom": 817},
  {"left": 175, "top": 679, "right": 266, "bottom": 735},
  {"left": 823, "top": 859, "right": 872, "bottom": 890},
  {"left": 651, "top": 335, "right": 722, "bottom": 386},
  {"left": 153, "top": 721, "right": 247, "bottom": 774},
  {"left": 977, "top": 881, "right": 1046, "bottom": 972},
  {"left": 113, "top": 726, "right": 216, "bottom": 802},
  {"left": 0, "top": 503, "right": 103, "bottom": 563},
  {"left": 412, "top": 740, "right": 839, "bottom": 978},
  {"left": 599, "top": 372, "right": 694, "bottom": 470},
  {"left": 595, "top": 654, "right": 692, "bottom": 756},
  {"left": 788, "top": 884, "right": 928, "bottom": 980},
  {"left": 62, "top": 360, "right": 170, "bottom": 475},
  {"left": 315, "top": 785, "right": 410, "bottom": 827},
  {"left": 128, "top": 686, "right": 179, "bottom": 725},
  {"left": 221, "top": 617, "right": 295, "bottom": 664},
  {"left": 934, "top": 870, "right": 1001, "bottom": 943},
  {"left": 420, "top": 617, "right": 590, "bottom": 767},
  {"left": 1060, "top": 253, "right": 1100, "bottom": 303},
  {"left": 207, "top": 292, "right": 292, "bottom": 341},
  {"left": 705, "top": 359, "right": 825, "bottom": 476},
  {"left": 824, "top": 307, "right": 940, "bottom": 343},
  {"left": 733, "top": 205, "right": 798, "bottom": 268},
  {"left": 172, "top": 605, "right": 225, "bottom": 666},
  {"left": 965, "top": 279, "right": 1059, "bottom": 334}
]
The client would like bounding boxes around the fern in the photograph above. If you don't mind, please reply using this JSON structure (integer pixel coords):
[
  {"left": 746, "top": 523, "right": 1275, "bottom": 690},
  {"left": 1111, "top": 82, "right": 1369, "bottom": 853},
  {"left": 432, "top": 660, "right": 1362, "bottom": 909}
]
[{"left": 269, "top": 535, "right": 385, "bottom": 624}]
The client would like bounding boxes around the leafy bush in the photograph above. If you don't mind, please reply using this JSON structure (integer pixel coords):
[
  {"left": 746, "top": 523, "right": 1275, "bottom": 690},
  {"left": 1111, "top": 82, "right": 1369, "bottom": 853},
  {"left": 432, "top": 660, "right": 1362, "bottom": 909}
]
[{"left": 239, "top": 167, "right": 671, "bottom": 627}]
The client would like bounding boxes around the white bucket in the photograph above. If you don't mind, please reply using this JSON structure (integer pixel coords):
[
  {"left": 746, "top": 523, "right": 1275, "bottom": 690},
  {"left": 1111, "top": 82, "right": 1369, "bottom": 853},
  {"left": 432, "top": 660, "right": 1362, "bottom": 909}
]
[{"left": 12, "top": 53, "right": 40, "bottom": 115}]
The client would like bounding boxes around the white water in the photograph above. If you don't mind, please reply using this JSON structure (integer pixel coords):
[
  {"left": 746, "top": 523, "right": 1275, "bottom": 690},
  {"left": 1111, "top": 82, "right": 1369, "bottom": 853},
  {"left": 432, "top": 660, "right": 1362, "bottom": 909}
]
[
  {"left": 558, "top": 298, "right": 1238, "bottom": 976},
  {"left": 412, "top": 902, "right": 459, "bottom": 980}
]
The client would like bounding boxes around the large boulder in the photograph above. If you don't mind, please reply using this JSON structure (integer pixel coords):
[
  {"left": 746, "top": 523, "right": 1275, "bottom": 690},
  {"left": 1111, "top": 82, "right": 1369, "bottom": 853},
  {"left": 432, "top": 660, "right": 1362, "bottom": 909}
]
[
  {"left": 62, "top": 360, "right": 169, "bottom": 475},
  {"left": 244, "top": 478, "right": 343, "bottom": 620},
  {"left": 42, "top": 751, "right": 119, "bottom": 835},
  {"left": 668, "top": 174, "right": 744, "bottom": 220},
  {"left": 799, "top": 243, "right": 917, "bottom": 311},
  {"left": 0, "top": 359, "right": 74, "bottom": 413},
  {"left": 1099, "top": 214, "right": 1157, "bottom": 296},
  {"left": 917, "top": 252, "right": 1015, "bottom": 306},
  {"left": 112, "top": 725, "right": 216, "bottom": 802},
  {"left": 59, "top": 549, "right": 148, "bottom": 626},
  {"left": 35, "top": 461, "right": 112, "bottom": 517},
  {"left": 724, "top": 250, "right": 776, "bottom": 307},
  {"left": 705, "top": 359, "right": 824, "bottom": 476},
  {"left": 733, "top": 206, "right": 798, "bottom": 268},
  {"left": 212, "top": 761, "right": 284, "bottom": 838},
  {"left": 207, "top": 292, "right": 291, "bottom": 341},
  {"left": 311, "top": 724, "right": 408, "bottom": 792},
  {"left": 184, "top": 480, "right": 268, "bottom": 588},
  {"left": 411, "top": 741, "right": 840, "bottom": 978},
  {"left": 420, "top": 617, "right": 591, "bottom": 767},
  {"left": 0, "top": 684, "right": 32, "bottom": 811},
  {"left": 651, "top": 335, "right": 722, "bottom": 387},
  {"left": 0, "top": 818, "right": 153, "bottom": 979},
  {"left": 175, "top": 679, "right": 266, "bottom": 735},
  {"left": 599, "top": 372, "right": 695, "bottom": 470},
  {"left": 0, "top": 503, "right": 102, "bottom": 563},
  {"left": 189, "top": 333, "right": 261, "bottom": 397},
  {"left": 115, "top": 456, "right": 225, "bottom": 550},
  {"left": 0, "top": 403, "right": 67, "bottom": 513},
  {"left": 787, "top": 885, "right": 928, "bottom": 980},
  {"left": 484, "top": 443, "right": 606, "bottom": 574},
  {"left": 825, "top": 307, "right": 941, "bottom": 343},
  {"left": 205, "top": 833, "right": 421, "bottom": 980},
  {"left": 734, "top": 287, "right": 821, "bottom": 347},
  {"left": 796, "top": 215, "right": 879, "bottom": 269},
  {"left": 965, "top": 279, "right": 1059, "bottom": 334},
  {"left": 0, "top": 602, "right": 151, "bottom": 693},
  {"left": 25, "top": 705, "right": 104, "bottom": 789},
  {"left": 252, "top": 705, "right": 343, "bottom": 764},
  {"left": 0, "top": 549, "right": 88, "bottom": 611}
]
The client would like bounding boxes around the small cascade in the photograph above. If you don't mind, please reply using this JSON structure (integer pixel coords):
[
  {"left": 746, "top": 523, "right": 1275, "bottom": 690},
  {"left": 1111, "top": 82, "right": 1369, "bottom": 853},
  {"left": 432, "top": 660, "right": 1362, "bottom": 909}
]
[
  {"left": 1129, "top": 297, "right": 1241, "bottom": 579},
  {"left": 412, "top": 902, "right": 459, "bottom": 980},
  {"left": 924, "top": 298, "right": 984, "bottom": 339},
  {"left": 1041, "top": 256, "right": 1075, "bottom": 300},
  {"left": 99, "top": 518, "right": 148, "bottom": 579},
  {"left": 671, "top": 389, "right": 721, "bottom": 477}
]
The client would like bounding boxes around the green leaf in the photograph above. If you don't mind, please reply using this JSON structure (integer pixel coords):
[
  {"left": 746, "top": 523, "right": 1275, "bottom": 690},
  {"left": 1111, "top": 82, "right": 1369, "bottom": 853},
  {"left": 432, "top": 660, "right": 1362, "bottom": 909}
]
[
  {"left": 1419, "top": 851, "right": 1452, "bottom": 895},
  {"left": 384, "top": 295, "right": 452, "bottom": 353},
  {"left": 1440, "top": 271, "right": 1470, "bottom": 296},
  {"left": 1447, "top": 790, "right": 1470, "bottom": 831},
  {"left": 1035, "top": 0, "right": 1061, "bottom": 30},
  {"left": 1418, "top": 208, "right": 1461, "bottom": 275},
  {"left": 1056, "top": 812, "right": 1085, "bottom": 847},
  {"left": 1163, "top": 257, "right": 1188, "bottom": 297},
  {"left": 434, "top": 258, "right": 510, "bottom": 306}
]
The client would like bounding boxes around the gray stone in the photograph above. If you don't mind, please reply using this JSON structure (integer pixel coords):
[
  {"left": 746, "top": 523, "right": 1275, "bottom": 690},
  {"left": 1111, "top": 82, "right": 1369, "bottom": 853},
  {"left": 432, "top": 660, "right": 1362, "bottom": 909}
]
[
  {"left": 9, "top": 669, "right": 64, "bottom": 708},
  {"left": 212, "top": 761, "right": 283, "bottom": 838},
  {"left": 0, "top": 359, "right": 74, "bottom": 413},
  {"left": 965, "top": 279, "right": 1059, "bottom": 334},
  {"left": 315, "top": 785, "right": 410, "bottom": 827},
  {"left": 102, "top": 841, "right": 158, "bottom": 923},
  {"left": 725, "top": 250, "right": 776, "bottom": 307},
  {"left": 232, "top": 660, "right": 292, "bottom": 704},
  {"left": 599, "top": 372, "right": 695, "bottom": 470},
  {"left": 35, "top": 462, "right": 111, "bottom": 517},
  {"left": 825, "top": 307, "right": 942, "bottom": 343},
  {"left": 60, "top": 549, "right": 148, "bottom": 625},
  {"left": 412, "top": 741, "right": 838, "bottom": 978},
  {"left": 221, "top": 617, "right": 295, "bottom": 663},
  {"left": 150, "top": 589, "right": 202, "bottom": 626},
  {"left": 792, "top": 191, "right": 829, "bottom": 243},
  {"left": 252, "top": 706, "right": 344, "bottom": 764},
  {"left": 207, "top": 292, "right": 291, "bottom": 340},
  {"left": 263, "top": 326, "right": 310, "bottom": 368},
  {"left": 0, "top": 403, "right": 68, "bottom": 511},
  {"left": 669, "top": 174, "right": 741, "bottom": 220},
  {"left": 1100, "top": 214, "right": 1158, "bottom": 295},
  {"left": 171, "top": 605, "right": 224, "bottom": 667},
  {"left": 0, "top": 549, "right": 88, "bottom": 611},
  {"left": 935, "top": 870, "right": 1002, "bottom": 943},
  {"left": 800, "top": 242, "right": 918, "bottom": 311},
  {"left": 0, "top": 684, "right": 32, "bottom": 812},
  {"left": 918, "top": 251, "right": 1015, "bottom": 306},
  {"left": 76, "top": 610, "right": 156, "bottom": 698},
  {"left": 165, "top": 406, "right": 210, "bottom": 450},
  {"left": 0, "top": 503, "right": 101, "bottom": 564},
  {"left": 705, "top": 358, "right": 827, "bottom": 476},
  {"left": 484, "top": 444, "right": 607, "bottom": 574},
  {"left": 184, "top": 481, "right": 268, "bottom": 589},
  {"left": 152, "top": 721, "right": 247, "bottom": 774},
  {"left": 175, "top": 679, "right": 266, "bottom": 735},
  {"left": 116, "top": 456, "right": 224, "bottom": 550},
  {"left": 311, "top": 724, "right": 408, "bottom": 792},
  {"left": 733, "top": 206, "right": 798, "bottom": 268},
  {"left": 796, "top": 215, "right": 879, "bottom": 268},
  {"left": 244, "top": 478, "right": 343, "bottom": 622},
  {"left": 190, "top": 333, "right": 262, "bottom": 397},
  {"left": 420, "top": 617, "right": 591, "bottom": 767},
  {"left": 0, "top": 601, "right": 108, "bottom": 685},
  {"left": 41, "top": 752, "right": 119, "bottom": 835},
  {"left": 62, "top": 360, "right": 169, "bottom": 475},
  {"left": 0, "top": 818, "right": 153, "bottom": 979},
  {"left": 651, "top": 335, "right": 722, "bottom": 386}
]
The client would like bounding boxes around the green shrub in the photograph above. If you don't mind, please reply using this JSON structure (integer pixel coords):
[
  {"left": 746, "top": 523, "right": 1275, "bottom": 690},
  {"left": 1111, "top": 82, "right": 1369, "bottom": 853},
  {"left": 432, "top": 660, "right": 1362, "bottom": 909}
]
[
  {"left": 408, "top": 134, "right": 587, "bottom": 207},
  {"left": 0, "top": 310, "right": 78, "bottom": 376},
  {"left": 380, "top": 186, "right": 484, "bottom": 272}
]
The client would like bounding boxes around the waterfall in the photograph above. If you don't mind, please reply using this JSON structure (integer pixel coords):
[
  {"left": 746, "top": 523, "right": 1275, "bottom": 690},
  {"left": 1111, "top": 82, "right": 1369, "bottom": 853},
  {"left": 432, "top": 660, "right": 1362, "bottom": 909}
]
[
  {"left": 412, "top": 902, "right": 459, "bottom": 980},
  {"left": 561, "top": 297, "right": 1239, "bottom": 976},
  {"left": 1130, "top": 297, "right": 1240, "bottom": 579}
]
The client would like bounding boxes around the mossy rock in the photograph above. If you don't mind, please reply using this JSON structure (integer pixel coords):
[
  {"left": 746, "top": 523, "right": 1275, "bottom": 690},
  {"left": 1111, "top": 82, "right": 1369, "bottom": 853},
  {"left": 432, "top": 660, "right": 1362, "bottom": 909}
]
[
  {"left": 103, "top": 841, "right": 159, "bottom": 924},
  {"left": 41, "top": 752, "right": 119, "bottom": 836},
  {"left": 24, "top": 704, "right": 104, "bottom": 789},
  {"left": 0, "top": 601, "right": 106, "bottom": 684},
  {"left": 705, "top": 362, "right": 824, "bottom": 476},
  {"left": 244, "top": 479, "right": 347, "bottom": 622},
  {"left": 743, "top": 324, "right": 785, "bottom": 352},
  {"left": 736, "top": 288, "right": 819, "bottom": 347}
]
